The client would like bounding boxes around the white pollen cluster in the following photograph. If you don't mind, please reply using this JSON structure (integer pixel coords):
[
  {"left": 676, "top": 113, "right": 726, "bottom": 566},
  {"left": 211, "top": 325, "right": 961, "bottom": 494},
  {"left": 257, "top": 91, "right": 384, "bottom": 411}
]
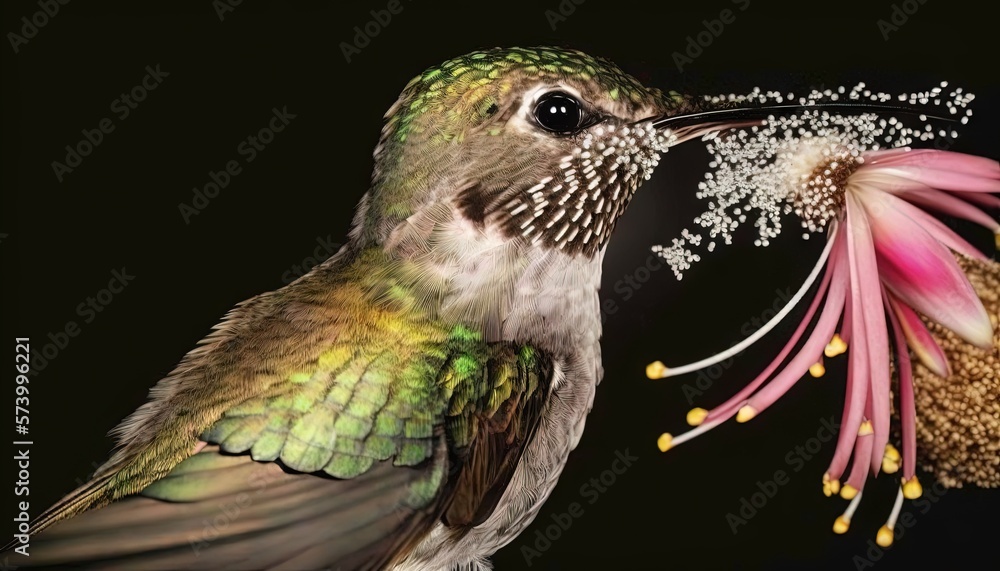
[{"left": 654, "top": 82, "right": 976, "bottom": 279}]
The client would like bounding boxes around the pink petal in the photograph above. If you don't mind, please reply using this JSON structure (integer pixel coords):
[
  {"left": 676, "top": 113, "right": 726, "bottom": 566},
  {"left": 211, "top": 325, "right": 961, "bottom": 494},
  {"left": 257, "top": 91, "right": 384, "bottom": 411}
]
[
  {"left": 896, "top": 185, "right": 1000, "bottom": 232},
  {"left": 845, "top": 422, "right": 874, "bottom": 491},
  {"left": 828, "top": 196, "right": 876, "bottom": 481},
  {"left": 899, "top": 359, "right": 918, "bottom": 481},
  {"left": 865, "top": 149, "right": 1000, "bottom": 181},
  {"left": 871, "top": 188, "right": 989, "bottom": 261},
  {"left": 864, "top": 147, "right": 927, "bottom": 164},
  {"left": 826, "top": 358, "right": 861, "bottom": 481},
  {"left": 960, "top": 191, "right": 1000, "bottom": 210},
  {"left": 743, "top": 255, "right": 847, "bottom": 415},
  {"left": 887, "top": 295, "right": 951, "bottom": 378},
  {"left": 886, "top": 292, "right": 918, "bottom": 480},
  {"left": 859, "top": 190, "right": 994, "bottom": 349},
  {"left": 850, "top": 169, "right": 929, "bottom": 196},
  {"left": 843, "top": 194, "right": 892, "bottom": 475},
  {"left": 839, "top": 291, "right": 853, "bottom": 348},
  {"left": 875, "top": 166, "right": 1000, "bottom": 193}
]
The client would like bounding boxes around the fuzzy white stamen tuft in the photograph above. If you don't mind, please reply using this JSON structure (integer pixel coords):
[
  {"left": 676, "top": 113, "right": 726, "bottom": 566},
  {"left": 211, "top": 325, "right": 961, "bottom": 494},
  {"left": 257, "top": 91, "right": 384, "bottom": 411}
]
[{"left": 654, "top": 82, "right": 974, "bottom": 279}]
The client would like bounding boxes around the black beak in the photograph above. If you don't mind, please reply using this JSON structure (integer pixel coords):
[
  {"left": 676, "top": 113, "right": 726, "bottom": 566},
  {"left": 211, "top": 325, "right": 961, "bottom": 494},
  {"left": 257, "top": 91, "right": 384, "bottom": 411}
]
[{"left": 642, "top": 101, "right": 958, "bottom": 145}]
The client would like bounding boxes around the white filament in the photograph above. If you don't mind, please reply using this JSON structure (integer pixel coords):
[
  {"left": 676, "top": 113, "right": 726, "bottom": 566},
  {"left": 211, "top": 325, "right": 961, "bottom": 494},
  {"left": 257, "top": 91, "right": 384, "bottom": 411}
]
[
  {"left": 844, "top": 488, "right": 865, "bottom": 520},
  {"left": 885, "top": 486, "right": 905, "bottom": 529},
  {"left": 658, "top": 226, "right": 837, "bottom": 379}
]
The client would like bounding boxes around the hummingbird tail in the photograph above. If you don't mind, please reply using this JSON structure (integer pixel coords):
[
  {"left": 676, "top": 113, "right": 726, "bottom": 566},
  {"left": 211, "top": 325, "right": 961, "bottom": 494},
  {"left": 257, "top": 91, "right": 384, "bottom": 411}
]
[
  {"left": 0, "top": 473, "right": 115, "bottom": 555},
  {"left": 2, "top": 444, "right": 450, "bottom": 569}
]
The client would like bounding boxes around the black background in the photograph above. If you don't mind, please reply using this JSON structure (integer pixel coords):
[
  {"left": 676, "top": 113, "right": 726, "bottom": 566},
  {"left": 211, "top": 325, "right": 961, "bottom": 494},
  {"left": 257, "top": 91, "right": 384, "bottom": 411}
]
[{"left": 3, "top": 1, "right": 998, "bottom": 569}]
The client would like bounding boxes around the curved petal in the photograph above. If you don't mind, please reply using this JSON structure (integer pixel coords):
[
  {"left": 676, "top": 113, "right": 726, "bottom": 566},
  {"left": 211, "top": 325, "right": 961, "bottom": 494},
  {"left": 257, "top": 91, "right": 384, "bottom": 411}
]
[
  {"left": 704, "top": 226, "right": 846, "bottom": 424},
  {"left": 828, "top": 195, "right": 877, "bottom": 481},
  {"left": 895, "top": 185, "right": 999, "bottom": 232},
  {"left": 887, "top": 295, "right": 951, "bottom": 378},
  {"left": 960, "top": 192, "right": 1000, "bottom": 210},
  {"left": 859, "top": 190, "right": 994, "bottom": 348},
  {"left": 876, "top": 166, "right": 1000, "bottom": 193},
  {"left": 845, "top": 425, "right": 874, "bottom": 492},
  {"left": 839, "top": 290, "right": 853, "bottom": 348},
  {"left": 850, "top": 169, "right": 930, "bottom": 196},
  {"left": 864, "top": 147, "right": 927, "bottom": 165},
  {"left": 825, "top": 357, "right": 860, "bottom": 482},
  {"left": 886, "top": 291, "right": 919, "bottom": 481},
  {"left": 743, "top": 254, "right": 847, "bottom": 416},
  {"left": 877, "top": 188, "right": 989, "bottom": 261},
  {"left": 865, "top": 149, "right": 1000, "bottom": 180},
  {"left": 843, "top": 194, "right": 891, "bottom": 475}
]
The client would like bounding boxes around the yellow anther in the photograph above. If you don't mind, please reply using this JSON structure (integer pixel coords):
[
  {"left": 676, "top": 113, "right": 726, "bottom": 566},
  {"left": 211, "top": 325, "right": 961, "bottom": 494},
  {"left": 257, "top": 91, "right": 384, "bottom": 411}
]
[
  {"left": 994, "top": 230, "right": 1000, "bottom": 251},
  {"left": 876, "top": 525, "right": 894, "bottom": 547},
  {"left": 882, "top": 444, "right": 901, "bottom": 474},
  {"left": 825, "top": 333, "right": 848, "bottom": 357},
  {"left": 687, "top": 407, "right": 708, "bottom": 426},
  {"left": 833, "top": 516, "right": 850, "bottom": 534},
  {"left": 809, "top": 362, "right": 826, "bottom": 378},
  {"left": 858, "top": 420, "right": 874, "bottom": 436},
  {"left": 657, "top": 433, "right": 673, "bottom": 452},
  {"left": 903, "top": 476, "right": 923, "bottom": 500},
  {"left": 822, "top": 475, "right": 841, "bottom": 497},
  {"left": 840, "top": 484, "right": 859, "bottom": 500},
  {"left": 736, "top": 405, "right": 757, "bottom": 423},
  {"left": 884, "top": 444, "right": 901, "bottom": 461},
  {"left": 882, "top": 458, "right": 899, "bottom": 475},
  {"left": 646, "top": 361, "right": 668, "bottom": 379}
]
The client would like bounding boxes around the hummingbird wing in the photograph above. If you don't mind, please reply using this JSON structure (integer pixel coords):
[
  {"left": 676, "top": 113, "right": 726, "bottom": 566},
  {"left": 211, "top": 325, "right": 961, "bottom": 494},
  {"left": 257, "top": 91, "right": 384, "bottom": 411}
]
[{"left": 8, "top": 255, "right": 554, "bottom": 570}]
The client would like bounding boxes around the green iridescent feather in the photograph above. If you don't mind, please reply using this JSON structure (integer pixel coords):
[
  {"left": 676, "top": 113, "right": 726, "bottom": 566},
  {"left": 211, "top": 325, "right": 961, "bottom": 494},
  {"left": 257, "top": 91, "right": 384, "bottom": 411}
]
[{"left": 141, "top": 284, "right": 550, "bottom": 511}]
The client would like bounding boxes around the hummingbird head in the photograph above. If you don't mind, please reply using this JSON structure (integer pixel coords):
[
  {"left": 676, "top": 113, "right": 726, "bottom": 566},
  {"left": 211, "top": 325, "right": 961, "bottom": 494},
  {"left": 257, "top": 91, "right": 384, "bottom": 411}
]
[{"left": 354, "top": 46, "right": 690, "bottom": 258}]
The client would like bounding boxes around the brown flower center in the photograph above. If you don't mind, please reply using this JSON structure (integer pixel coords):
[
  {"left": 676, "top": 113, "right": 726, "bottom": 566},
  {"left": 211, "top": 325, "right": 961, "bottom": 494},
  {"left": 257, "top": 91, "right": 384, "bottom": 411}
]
[
  {"left": 790, "top": 153, "right": 860, "bottom": 231},
  {"left": 911, "top": 255, "right": 1000, "bottom": 488}
]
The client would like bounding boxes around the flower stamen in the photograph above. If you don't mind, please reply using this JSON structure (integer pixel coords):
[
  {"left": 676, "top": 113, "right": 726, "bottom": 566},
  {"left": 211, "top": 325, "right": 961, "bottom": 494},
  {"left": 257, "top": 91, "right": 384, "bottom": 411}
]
[
  {"left": 858, "top": 420, "right": 874, "bottom": 436},
  {"left": 646, "top": 360, "right": 668, "bottom": 379},
  {"left": 650, "top": 84, "right": 997, "bottom": 547},
  {"left": 833, "top": 489, "right": 864, "bottom": 534},
  {"left": 686, "top": 407, "right": 708, "bottom": 426},
  {"left": 876, "top": 487, "right": 906, "bottom": 547},
  {"left": 735, "top": 405, "right": 757, "bottom": 423},
  {"left": 882, "top": 444, "right": 901, "bottom": 475},
  {"left": 657, "top": 433, "right": 673, "bottom": 453},
  {"left": 902, "top": 475, "right": 923, "bottom": 500},
  {"left": 809, "top": 360, "right": 826, "bottom": 378},
  {"left": 825, "top": 333, "right": 848, "bottom": 357},
  {"left": 841, "top": 417, "right": 875, "bottom": 500},
  {"left": 822, "top": 473, "right": 841, "bottom": 497},
  {"left": 657, "top": 413, "right": 731, "bottom": 453},
  {"left": 650, "top": 233, "right": 837, "bottom": 379}
]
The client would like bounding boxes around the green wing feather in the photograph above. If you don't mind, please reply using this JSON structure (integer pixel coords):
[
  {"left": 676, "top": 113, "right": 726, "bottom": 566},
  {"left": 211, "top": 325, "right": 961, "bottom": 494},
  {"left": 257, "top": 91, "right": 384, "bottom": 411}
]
[{"left": 5, "top": 250, "right": 553, "bottom": 569}]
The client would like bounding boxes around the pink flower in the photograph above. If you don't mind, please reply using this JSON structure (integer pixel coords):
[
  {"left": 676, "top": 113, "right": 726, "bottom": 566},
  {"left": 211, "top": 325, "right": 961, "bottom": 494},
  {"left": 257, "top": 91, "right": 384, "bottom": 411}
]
[{"left": 649, "top": 147, "right": 999, "bottom": 546}]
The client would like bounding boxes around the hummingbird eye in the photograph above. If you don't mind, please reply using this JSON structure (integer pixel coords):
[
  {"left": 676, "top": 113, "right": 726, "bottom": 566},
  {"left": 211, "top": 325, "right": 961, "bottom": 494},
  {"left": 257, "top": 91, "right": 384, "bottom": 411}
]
[{"left": 533, "top": 92, "right": 584, "bottom": 134}]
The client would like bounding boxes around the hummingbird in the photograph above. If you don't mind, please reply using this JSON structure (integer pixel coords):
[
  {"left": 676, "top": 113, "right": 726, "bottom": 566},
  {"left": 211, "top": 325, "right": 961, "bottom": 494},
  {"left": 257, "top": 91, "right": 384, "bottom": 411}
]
[{"left": 6, "top": 46, "right": 725, "bottom": 570}]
